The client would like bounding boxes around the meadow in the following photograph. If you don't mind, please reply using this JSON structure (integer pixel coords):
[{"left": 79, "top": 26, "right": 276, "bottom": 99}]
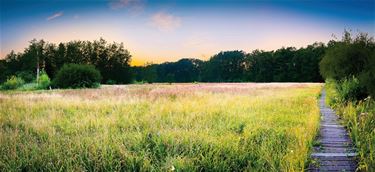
[{"left": 0, "top": 83, "right": 322, "bottom": 171}]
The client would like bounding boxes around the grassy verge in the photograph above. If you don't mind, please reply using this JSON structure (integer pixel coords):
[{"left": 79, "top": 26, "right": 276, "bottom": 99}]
[
  {"left": 0, "top": 83, "right": 321, "bottom": 171},
  {"left": 325, "top": 81, "right": 375, "bottom": 171}
]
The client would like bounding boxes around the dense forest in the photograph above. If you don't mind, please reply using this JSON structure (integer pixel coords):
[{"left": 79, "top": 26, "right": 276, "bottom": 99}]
[
  {"left": 133, "top": 44, "right": 325, "bottom": 83},
  {"left": 0, "top": 31, "right": 373, "bottom": 87},
  {"left": 0, "top": 39, "right": 132, "bottom": 84},
  {"left": 0, "top": 38, "right": 327, "bottom": 85}
]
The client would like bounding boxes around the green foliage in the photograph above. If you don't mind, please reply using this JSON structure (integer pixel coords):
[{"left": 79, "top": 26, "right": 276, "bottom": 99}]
[
  {"left": 0, "top": 60, "right": 7, "bottom": 83},
  {"left": 133, "top": 45, "right": 325, "bottom": 83},
  {"left": 132, "top": 80, "right": 147, "bottom": 84},
  {"left": 244, "top": 44, "right": 325, "bottom": 82},
  {"left": 132, "top": 64, "right": 158, "bottom": 83},
  {"left": 18, "top": 83, "right": 40, "bottom": 91},
  {"left": 320, "top": 31, "right": 374, "bottom": 80},
  {"left": 244, "top": 50, "right": 274, "bottom": 82},
  {"left": 0, "top": 72, "right": 51, "bottom": 91},
  {"left": 319, "top": 34, "right": 374, "bottom": 171},
  {"left": 203, "top": 51, "right": 246, "bottom": 82},
  {"left": 325, "top": 79, "right": 340, "bottom": 107},
  {"left": 52, "top": 64, "right": 101, "bottom": 88},
  {"left": 37, "top": 71, "right": 51, "bottom": 89},
  {"left": 133, "top": 58, "right": 204, "bottom": 83},
  {"left": 16, "top": 71, "right": 35, "bottom": 83},
  {"left": 320, "top": 31, "right": 375, "bottom": 99},
  {"left": 162, "top": 58, "right": 203, "bottom": 82},
  {"left": 359, "top": 55, "right": 375, "bottom": 98},
  {"left": 0, "top": 38, "right": 132, "bottom": 85},
  {"left": 1, "top": 76, "right": 25, "bottom": 90},
  {"left": 335, "top": 76, "right": 367, "bottom": 103},
  {"left": 1, "top": 31, "right": 372, "bottom": 85}
]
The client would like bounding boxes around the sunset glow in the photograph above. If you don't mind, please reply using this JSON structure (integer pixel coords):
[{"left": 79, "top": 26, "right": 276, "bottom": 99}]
[{"left": 1, "top": 0, "right": 374, "bottom": 66}]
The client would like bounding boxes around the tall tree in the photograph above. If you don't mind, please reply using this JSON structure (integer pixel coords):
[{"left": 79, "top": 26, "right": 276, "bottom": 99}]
[{"left": 203, "top": 51, "right": 246, "bottom": 82}]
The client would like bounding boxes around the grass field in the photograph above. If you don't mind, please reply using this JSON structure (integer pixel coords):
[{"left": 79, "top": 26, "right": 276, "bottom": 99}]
[{"left": 0, "top": 83, "right": 322, "bottom": 171}]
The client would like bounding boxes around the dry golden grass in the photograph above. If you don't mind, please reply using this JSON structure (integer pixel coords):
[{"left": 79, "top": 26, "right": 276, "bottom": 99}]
[{"left": 0, "top": 83, "right": 322, "bottom": 171}]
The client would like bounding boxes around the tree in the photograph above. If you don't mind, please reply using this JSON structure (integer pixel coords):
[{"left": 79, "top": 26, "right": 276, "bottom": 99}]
[
  {"left": 173, "top": 58, "right": 203, "bottom": 82},
  {"left": 244, "top": 50, "right": 274, "bottom": 82},
  {"left": 1, "top": 38, "right": 133, "bottom": 84},
  {"left": 320, "top": 31, "right": 375, "bottom": 98},
  {"left": 320, "top": 31, "right": 373, "bottom": 80},
  {"left": 293, "top": 43, "right": 325, "bottom": 82},
  {"left": 272, "top": 47, "right": 296, "bottom": 82},
  {"left": 132, "top": 63, "right": 158, "bottom": 83},
  {"left": 203, "top": 51, "right": 246, "bottom": 82}
]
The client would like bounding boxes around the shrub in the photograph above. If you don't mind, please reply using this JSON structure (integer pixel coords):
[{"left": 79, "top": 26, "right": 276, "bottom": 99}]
[
  {"left": 53, "top": 64, "right": 101, "bottom": 88},
  {"left": 16, "top": 71, "right": 35, "bottom": 83},
  {"left": 335, "top": 77, "right": 367, "bottom": 103},
  {"left": 37, "top": 71, "right": 51, "bottom": 89},
  {"left": 1, "top": 76, "right": 25, "bottom": 90}
]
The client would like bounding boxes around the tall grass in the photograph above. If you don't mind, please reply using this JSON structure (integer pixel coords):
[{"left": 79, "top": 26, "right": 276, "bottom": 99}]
[
  {"left": 325, "top": 80, "right": 375, "bottom": 171},
  {"left": 0, "top": 83, "right": 321, "bottom": 171}
]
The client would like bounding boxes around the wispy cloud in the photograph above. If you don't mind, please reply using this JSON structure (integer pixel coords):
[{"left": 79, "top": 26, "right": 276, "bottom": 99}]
[
  {"left": 150, "top": 11, "right": 181, "bottom": 32},
  {"left": 109, "top": 0, "right": 144, "bottom": 15},
  {"left": 46, "top": 12, "right": 63, "bottom": 21}
]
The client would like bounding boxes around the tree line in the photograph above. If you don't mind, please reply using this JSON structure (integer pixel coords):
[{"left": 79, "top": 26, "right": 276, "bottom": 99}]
[
  {"left": 0, "top": 38, "right": 132, "bottom": 84},
  {"left": 133, "top": 43, "right": 325, "bottom": 83},
  {"left": 2, "top": 32, "right": 371, "bottom": 85}
]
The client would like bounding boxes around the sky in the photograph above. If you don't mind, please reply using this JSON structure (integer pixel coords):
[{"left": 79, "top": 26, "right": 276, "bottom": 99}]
[{"left": 1, "top": 0, "right": 374, "bottom": 66}]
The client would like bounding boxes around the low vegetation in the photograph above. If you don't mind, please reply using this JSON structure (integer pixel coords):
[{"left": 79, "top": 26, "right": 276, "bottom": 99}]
[
  {"left": 0, "top": 71, "right": 51, "bottom": 91},
  {"left": 0, "top": 83, "right": 321, "bottom": 171},
  {"left": 36, "top": 71, "right": 51, "bottom": 90},
  {"left": 0, "top": 76, "right": 25, "bottom": 90}
]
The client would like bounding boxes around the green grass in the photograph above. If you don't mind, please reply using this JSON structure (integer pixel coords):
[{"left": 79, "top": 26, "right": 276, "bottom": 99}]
[
  {"left": 0, "top": 83, "right": 322, "bottom": 171},
  {"left": 325, "top": 81, "right": 375, "bottom": 171}
]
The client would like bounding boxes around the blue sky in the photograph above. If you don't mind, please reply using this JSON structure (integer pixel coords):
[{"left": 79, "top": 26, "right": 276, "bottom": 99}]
[{"left": 1, "top": 0, "right": 374, "bottom": 65}]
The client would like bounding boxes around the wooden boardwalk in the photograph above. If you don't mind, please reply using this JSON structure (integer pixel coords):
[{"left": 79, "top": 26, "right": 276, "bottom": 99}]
[{"left": 308, "top": 90, "right": 357, "bottom": 171}]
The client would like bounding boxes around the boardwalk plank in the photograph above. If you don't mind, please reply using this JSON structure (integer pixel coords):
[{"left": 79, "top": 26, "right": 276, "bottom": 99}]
[{"left": 308, "top": 90, "right": 357, "bottom": 172}]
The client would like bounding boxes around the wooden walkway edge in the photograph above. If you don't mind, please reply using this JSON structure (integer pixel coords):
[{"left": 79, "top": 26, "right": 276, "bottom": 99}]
[{"left": 308, "top": 89, "right": 358, "bottom": 171}]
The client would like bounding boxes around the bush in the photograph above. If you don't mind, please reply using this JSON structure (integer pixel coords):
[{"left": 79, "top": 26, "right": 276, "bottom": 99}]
[
  {"left": 53, "top": 64, "right": 101, "bottom": 88},
  {"left": 16, "top": 71, "right": 35, "bottom": 83},
  {"left": 1, "top": 76, "right": 25, "bottom": 90},
  {"left": 335, "top": 77, "right": 368, "bottom": 103},
  {"left": 37, "top": 71, "right": 51, "bottom": 89}
]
